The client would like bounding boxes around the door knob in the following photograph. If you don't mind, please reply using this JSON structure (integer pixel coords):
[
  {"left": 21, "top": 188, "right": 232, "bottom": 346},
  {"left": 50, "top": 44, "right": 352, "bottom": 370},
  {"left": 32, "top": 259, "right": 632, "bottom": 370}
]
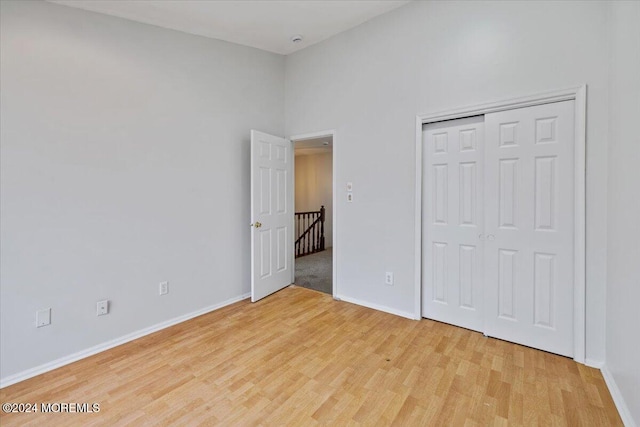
[
  {"left": 251, "top": 222, "right": 262, "bottom": 228},
  {"left": 478, "top": 234, "right": 485, "bottom": 241},
  {"left": 487, "top": 234, "right": 495, "bottom": 241}
]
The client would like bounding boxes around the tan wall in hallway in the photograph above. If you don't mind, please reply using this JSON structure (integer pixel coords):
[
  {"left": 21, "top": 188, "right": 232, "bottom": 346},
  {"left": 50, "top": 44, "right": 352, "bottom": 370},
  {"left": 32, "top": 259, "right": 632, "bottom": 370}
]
[{"left": 295, "top": 152, "right": 332, "bottom": 248}]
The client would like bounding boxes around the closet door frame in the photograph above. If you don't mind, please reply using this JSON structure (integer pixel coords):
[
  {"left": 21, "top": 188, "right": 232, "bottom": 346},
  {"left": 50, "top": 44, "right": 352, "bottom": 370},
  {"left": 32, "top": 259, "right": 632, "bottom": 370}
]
[{"left": 414, "top": 85, "right": 587, "bottom": 363}]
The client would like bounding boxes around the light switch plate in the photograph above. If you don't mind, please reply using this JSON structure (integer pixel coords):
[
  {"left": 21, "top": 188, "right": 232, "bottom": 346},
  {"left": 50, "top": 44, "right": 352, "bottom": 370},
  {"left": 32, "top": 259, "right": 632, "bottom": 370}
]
[
  {"left": 159, "top": 281, "right": 169, "bottom": 296},
  {"left": 36, "top": 308, "right": 51, "bottom": 327}
]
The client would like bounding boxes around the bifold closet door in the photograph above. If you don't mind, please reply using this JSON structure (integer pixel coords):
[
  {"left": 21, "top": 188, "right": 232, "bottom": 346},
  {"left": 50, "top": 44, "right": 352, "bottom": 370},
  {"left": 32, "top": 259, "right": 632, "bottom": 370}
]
[
  {"left": 422, "top": 100, "right": 576, "bottom": 357},
  {"left": 484, "top": 100, "right": 575, "bottom": 357},
  {"left": 422, "top": 116, "right": 484, "bottom": 332}
]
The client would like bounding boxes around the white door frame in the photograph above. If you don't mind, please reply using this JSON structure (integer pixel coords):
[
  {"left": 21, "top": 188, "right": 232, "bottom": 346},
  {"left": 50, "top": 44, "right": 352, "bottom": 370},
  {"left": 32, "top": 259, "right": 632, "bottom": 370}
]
[
  {"left": 289, "top": 130, "right": 337, "bottom": 299},
  {"left": 414, "top": 86, "right": 587, "bottom": 363}
]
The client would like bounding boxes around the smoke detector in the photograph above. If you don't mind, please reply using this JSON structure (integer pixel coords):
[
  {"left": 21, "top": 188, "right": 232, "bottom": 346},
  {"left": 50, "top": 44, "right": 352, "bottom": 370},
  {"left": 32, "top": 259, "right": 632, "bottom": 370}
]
[{"left": 291, "top": 35, "right": 304, "bottom": 44}]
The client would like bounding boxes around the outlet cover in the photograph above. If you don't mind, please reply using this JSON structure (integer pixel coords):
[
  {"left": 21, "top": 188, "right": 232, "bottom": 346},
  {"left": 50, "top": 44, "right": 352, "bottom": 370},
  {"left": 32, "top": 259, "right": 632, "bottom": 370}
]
[
  {"left": 385, "top": 272, "right": 394, "bottom": 286},
  {"left": 97, "top": 300, "right": 109, "bottom": 316}
]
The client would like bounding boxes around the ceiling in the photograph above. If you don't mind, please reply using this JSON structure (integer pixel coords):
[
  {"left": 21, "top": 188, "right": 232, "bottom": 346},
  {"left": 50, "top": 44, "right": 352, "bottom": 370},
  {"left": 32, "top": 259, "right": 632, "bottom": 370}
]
[
  {"left": 48, "top": 0, "right": 411, "bottom": 55},
  {"left": 294, "top": 136, "right": 332, "bottom": 156}
]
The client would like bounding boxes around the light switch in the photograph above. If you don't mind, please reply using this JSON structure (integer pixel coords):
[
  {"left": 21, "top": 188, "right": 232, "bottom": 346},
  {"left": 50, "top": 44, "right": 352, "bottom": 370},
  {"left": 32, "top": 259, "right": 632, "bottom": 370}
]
[{"left": 36, "top": 308, "right": 51, "bottom": 327}]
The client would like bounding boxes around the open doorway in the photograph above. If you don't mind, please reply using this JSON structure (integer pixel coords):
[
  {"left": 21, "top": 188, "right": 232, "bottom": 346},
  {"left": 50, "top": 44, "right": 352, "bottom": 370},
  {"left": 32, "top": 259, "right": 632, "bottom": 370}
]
[{"left": 293, "top": 135, "right": 334, "bottom": 295}]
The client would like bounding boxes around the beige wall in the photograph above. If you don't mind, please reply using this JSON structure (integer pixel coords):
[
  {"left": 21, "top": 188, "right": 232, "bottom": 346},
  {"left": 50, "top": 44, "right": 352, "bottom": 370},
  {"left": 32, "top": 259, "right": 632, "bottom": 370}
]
[{"left": 295, "top": 152, "right": 333, "bottom": 248}]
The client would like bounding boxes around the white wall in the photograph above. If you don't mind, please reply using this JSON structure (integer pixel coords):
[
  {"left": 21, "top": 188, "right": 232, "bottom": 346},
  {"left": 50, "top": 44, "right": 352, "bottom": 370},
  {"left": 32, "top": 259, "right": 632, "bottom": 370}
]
[
  {"left": 0, "top": 0, "right": 284, "bottom": 381},
  {"left": 285, "top": 1, "right": 610, "bottom": 357},
  {"left": 606, "top": 1, "right": 640, "bottom": 425},
  {"left": 3, "top": 0, "right": 632, "bottom": 397},
  {"left": 294, "top": 152, "right": 333, "bottom": 247}
]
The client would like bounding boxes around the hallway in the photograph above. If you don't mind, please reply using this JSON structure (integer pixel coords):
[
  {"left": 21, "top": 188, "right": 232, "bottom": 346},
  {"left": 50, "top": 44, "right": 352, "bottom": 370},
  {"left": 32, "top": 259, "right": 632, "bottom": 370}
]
[{"left": 294, "top": 248, "right": 332, "bottom": 294}]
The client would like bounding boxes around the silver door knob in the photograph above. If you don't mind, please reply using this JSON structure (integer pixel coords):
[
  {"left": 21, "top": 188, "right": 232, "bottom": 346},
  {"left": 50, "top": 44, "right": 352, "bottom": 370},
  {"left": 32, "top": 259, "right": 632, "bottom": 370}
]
[{"left": 487, "top": 234, "right": 495, "bottom": 241}]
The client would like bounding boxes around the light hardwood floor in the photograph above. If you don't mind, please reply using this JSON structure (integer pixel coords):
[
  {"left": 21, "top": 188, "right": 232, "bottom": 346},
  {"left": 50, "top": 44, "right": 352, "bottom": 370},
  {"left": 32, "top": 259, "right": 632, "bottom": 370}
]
[{"left": 0, "top": 286, "right": 622, "bottom": 426}]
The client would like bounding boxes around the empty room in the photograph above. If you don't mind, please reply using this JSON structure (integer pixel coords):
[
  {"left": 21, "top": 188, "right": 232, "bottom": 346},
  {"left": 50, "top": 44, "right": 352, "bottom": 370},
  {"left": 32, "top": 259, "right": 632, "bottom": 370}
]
[{"left": 1, "top": 0, "right": 638, "bottom": 425}]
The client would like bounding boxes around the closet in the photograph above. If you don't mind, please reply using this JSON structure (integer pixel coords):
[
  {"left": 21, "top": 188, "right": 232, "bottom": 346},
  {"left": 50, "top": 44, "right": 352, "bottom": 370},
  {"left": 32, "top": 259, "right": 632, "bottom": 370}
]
[{"left": 422, "top": 100, "right": 575, "bottom": 357}]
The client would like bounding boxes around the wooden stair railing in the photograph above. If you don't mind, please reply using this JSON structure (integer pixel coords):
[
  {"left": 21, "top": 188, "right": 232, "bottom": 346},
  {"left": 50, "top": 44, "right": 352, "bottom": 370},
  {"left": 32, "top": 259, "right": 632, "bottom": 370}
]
[{"left": 295, "top": 206, "right": 325, "bottom": 258}]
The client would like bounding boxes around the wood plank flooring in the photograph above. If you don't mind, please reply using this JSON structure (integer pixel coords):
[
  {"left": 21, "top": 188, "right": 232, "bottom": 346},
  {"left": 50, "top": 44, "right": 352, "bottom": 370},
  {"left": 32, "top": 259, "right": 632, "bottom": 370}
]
[{"left": 0, "top": 286, "right": 622, "bottom": 426}]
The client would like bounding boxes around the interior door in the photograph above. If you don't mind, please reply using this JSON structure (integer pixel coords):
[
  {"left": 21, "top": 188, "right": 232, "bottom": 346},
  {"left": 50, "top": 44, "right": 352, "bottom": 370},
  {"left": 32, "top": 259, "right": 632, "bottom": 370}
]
[
  {"left": 422, "top": 116, "right": 485, "bottom": 332},
  {"left": 250, "top": 130, "right": 293, "bottom": 302},
  {"left": 484, "top": 101, "right": 575, "bottom": 357}
]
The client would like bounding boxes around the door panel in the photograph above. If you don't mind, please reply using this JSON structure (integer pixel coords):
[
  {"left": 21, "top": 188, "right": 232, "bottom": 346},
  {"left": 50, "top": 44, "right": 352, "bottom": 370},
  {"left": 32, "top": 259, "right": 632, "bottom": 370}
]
[
  {"left": 484, "top": 100, "right": 575, "bottom": 357},
  {"left": 422, "top": 116, "right": 485, "bottom": 332},
  {"left": 421, "top": 100, "right": 576, "bottom": 358},
  {"left": 251, "top": 130, "right": 293, "bottom": 302}
]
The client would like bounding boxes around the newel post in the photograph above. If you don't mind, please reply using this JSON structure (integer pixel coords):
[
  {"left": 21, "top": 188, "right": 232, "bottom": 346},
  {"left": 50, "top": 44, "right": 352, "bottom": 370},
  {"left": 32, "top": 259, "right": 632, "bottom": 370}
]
[{"left": 320, "top": 205, "right": 325, "bottom": 250}]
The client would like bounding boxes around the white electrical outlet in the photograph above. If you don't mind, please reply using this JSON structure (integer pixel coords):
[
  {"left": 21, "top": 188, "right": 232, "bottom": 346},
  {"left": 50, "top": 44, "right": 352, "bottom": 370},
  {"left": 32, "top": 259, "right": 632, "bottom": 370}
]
[
  {"left": 36, "top": 308, "right": 51, "bottom": 327},
  {"left": 159, "top": 281, "right": 169, "bottom": 296},
  {"left": 385, "top": 272, "right": 394, "bottom": 286},
  {"left": 96, "top": 300, "right": 109, "bottom": 316}
]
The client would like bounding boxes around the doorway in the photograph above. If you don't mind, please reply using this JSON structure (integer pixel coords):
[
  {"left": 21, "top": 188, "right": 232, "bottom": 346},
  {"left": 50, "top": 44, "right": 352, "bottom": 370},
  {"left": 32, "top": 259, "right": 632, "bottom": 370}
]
[{"left": 292, "top": 133, "right": 335, "bottom": 295}]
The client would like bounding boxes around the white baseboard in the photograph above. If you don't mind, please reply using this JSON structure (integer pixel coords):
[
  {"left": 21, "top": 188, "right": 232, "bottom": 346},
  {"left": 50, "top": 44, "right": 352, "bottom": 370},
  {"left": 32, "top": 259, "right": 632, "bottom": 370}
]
[
  {"left": 585, "top": 358, "right": 605, "bottom": 369},
  {"left": 336, "top": 294, "right": 419, "bottom": 320},
  {"left": 0, "top": 293, "right": 250, "bottom": 389},
  {"left": 601, "top": 364, "right": 637, "bottom": 427}
]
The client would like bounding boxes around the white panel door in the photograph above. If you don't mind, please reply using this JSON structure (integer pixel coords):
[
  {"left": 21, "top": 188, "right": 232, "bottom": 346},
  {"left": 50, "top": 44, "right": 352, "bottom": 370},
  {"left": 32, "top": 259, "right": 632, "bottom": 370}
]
[
  {"left": 250, "top": 130, "right": 293, "bottom": 302},
  {"left": 422, "top": 116, "right": 485, "bottom": 332},
  {"left": 484, "top": 101, "right": 575, "bottom": 357}
]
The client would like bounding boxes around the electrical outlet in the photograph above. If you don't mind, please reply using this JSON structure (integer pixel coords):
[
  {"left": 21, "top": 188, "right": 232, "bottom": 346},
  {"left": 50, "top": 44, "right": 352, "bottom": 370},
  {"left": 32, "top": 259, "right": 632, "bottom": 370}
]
[
  {"left": 385, "top": 272, "right": 394, "bottom": 286},
  {"left": 36, "top": 308, "right": 51, "bottom": 327},
  {"left": 159, "top": 281, "right": 169, "bottom": 296},
  {"left": 347, "top": 192, "right": 353, "bottom": 202},
  {"left": 96, "top": 300, "right": 109, "bottom": 316}
]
